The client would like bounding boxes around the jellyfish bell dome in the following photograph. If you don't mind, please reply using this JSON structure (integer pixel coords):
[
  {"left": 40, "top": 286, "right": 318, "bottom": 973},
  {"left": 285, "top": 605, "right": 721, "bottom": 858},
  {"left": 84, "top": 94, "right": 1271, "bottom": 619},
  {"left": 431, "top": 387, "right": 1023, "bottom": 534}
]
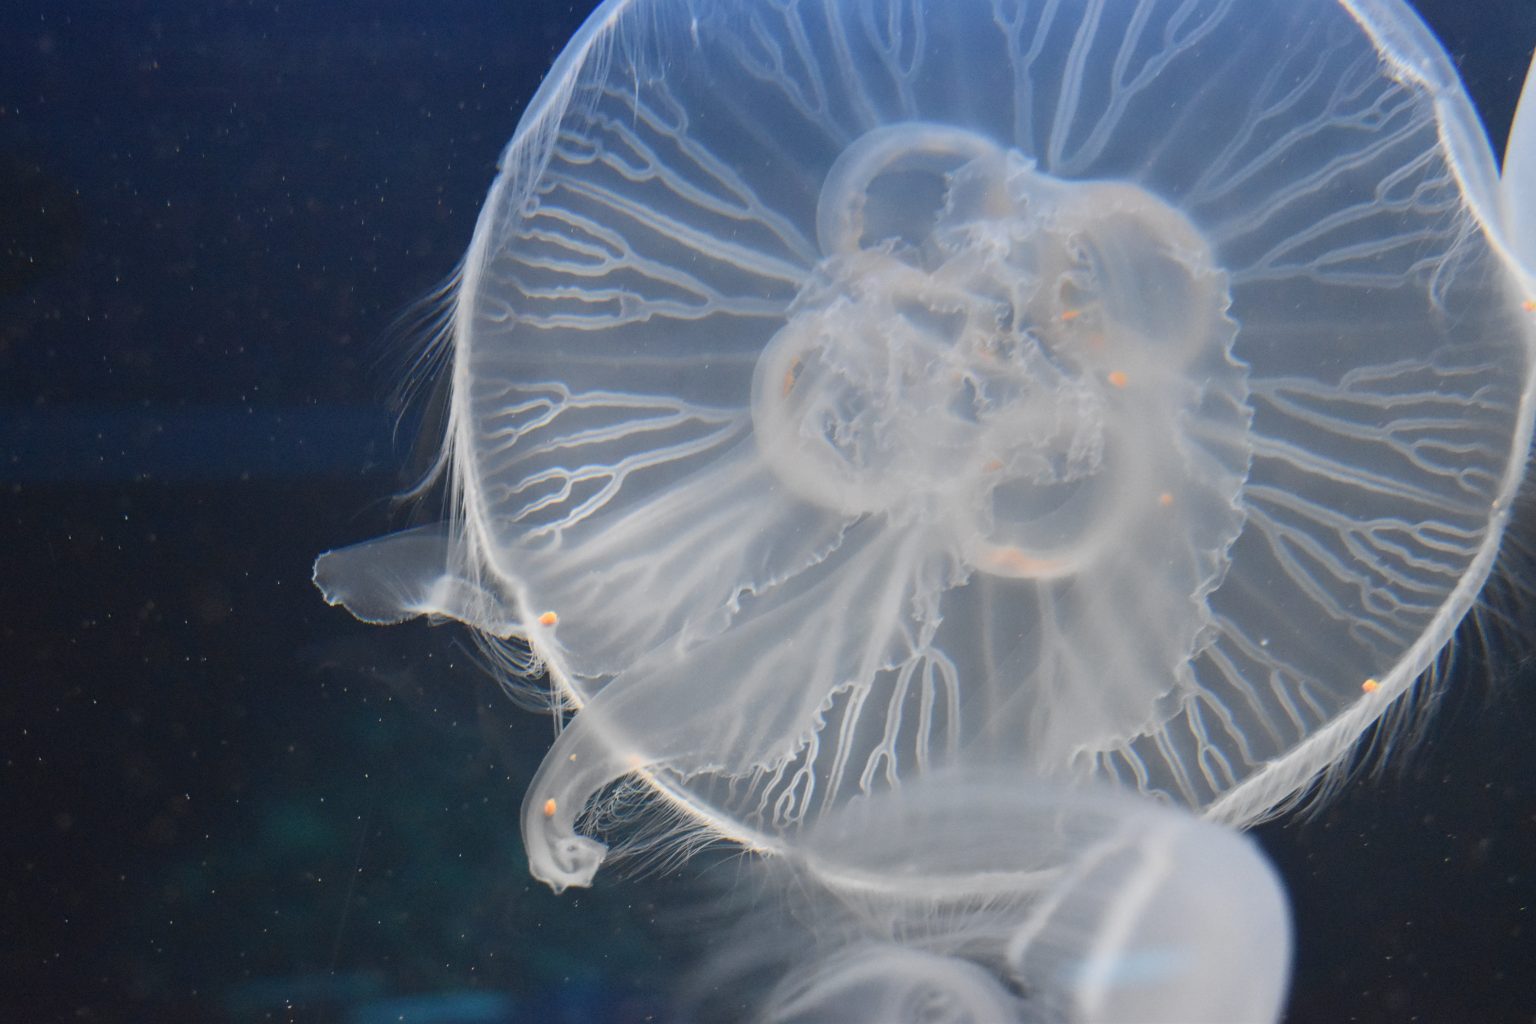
[{"left": 314, "top": 0, "right": 1536, "bottom": 894}]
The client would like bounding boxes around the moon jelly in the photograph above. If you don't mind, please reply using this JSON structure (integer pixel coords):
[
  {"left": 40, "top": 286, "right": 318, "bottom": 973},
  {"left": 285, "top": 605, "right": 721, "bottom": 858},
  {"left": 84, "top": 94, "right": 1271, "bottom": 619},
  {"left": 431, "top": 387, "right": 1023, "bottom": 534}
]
[{"left": 315, "top": 0, "right": 1536, "bottom": 959}]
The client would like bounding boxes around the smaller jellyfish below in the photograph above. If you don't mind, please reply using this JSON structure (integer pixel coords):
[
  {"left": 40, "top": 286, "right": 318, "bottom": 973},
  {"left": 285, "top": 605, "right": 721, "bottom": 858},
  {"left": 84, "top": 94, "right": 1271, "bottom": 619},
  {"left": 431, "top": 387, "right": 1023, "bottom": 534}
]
[{"left": 682, "top": 773, "right": 1291, "bottom": 1024}]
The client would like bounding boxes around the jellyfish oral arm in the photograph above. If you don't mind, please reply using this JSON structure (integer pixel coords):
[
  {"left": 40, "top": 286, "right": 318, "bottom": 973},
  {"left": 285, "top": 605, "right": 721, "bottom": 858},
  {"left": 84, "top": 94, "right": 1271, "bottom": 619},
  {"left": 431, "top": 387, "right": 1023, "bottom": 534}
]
[
  {"left": 519, "top": 706, "right": 619, "bottom": 892},
  {"left": 312, "top": 526, "right": 521, "bottom": 637}
]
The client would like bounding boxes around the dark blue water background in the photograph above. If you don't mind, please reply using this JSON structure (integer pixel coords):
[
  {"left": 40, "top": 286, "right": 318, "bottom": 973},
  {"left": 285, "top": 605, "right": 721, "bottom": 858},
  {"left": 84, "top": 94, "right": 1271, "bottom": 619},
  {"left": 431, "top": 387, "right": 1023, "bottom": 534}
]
[{"left": 3, "top": 2, "right": 1535, "bottom": 1021}]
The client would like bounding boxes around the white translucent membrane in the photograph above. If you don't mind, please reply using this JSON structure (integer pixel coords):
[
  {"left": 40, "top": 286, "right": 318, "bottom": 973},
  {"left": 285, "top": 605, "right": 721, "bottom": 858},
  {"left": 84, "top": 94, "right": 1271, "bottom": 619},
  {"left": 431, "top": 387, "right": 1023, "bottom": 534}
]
[
  {"left": 1504, "top": 44, "right": 1536, "bottom": 273},
  {"left": 315, "top": 0, "right": 1536, "bottom": 893},
  {"left": 684, "top": 774, "right": 1290, "bottom": 1024}
]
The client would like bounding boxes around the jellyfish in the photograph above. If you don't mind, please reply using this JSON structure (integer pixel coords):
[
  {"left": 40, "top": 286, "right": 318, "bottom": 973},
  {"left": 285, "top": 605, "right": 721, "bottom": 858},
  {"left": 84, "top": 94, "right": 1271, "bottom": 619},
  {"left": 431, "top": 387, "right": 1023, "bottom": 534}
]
[
  {"left": 313, "top": 0, "right": 1536, "bottom": 1017},
  {"left": 316, "top": 0, "right": 1536, "bottom": 898},
  {"left": 680, "top": 772, "right": 1291, "bottom": 1024}
]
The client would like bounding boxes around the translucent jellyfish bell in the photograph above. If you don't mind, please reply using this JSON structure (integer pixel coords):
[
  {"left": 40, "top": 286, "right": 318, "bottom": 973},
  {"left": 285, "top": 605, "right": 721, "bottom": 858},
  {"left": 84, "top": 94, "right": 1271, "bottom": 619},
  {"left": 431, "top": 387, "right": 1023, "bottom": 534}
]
[
  {"left": 315, "top": 0, "right": 1536, "bottom": 893},
  {"left": 685, "top": 773, "right": 1291, "bottom": 1024}
]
